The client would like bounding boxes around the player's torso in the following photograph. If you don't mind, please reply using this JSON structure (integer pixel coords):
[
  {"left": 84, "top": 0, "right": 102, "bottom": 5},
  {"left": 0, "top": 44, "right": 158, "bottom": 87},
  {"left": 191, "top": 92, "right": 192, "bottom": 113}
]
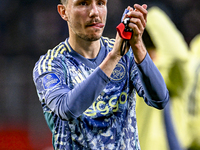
[{"left": 42, "top": 37, "right": 140, "bottom": 149}]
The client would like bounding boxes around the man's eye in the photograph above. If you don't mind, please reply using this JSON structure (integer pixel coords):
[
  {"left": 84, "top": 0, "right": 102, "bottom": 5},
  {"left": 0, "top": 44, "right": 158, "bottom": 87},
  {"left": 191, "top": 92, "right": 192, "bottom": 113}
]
[
  {"left": 98, "top": 1, "right": 106, "bottom": 6},
  {"left": 98, "top": 2, "right": 103, "bottom": 5},
  {"left": 80, "top": 2, "right": 87, "bottom": 5},
  {"left": 98, "top": 0, "right": 106, "bottom": 5}
]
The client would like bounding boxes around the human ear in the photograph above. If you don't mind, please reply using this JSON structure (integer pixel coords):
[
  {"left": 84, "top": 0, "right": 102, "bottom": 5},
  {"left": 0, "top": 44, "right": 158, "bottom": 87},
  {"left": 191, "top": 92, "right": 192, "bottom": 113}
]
[{"left": 57, "top": 4, "right": 68, "bottom": 21}]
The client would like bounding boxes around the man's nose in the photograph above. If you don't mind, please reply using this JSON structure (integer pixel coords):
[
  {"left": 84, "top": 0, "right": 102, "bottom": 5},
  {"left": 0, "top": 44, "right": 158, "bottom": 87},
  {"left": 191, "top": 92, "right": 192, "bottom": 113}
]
[{"left": 89, "top": 3, "right": 99, "bottom": 17}]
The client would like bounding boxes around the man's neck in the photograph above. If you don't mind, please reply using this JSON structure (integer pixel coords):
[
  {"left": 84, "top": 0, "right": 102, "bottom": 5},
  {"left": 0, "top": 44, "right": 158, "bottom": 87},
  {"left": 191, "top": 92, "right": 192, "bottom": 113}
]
[{"left": 68, "top": 37, "right": 101, "bottom": 59}]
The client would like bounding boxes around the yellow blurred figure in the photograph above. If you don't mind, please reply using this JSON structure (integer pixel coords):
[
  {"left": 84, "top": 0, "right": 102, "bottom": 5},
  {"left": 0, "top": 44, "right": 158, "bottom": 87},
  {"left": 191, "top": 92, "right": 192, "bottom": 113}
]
[
  {"left": 187, "top": 34, "right": 200, "bottom": 149},
  {"left": 136, "top": 7, "right": 192, "bottom": 150}
]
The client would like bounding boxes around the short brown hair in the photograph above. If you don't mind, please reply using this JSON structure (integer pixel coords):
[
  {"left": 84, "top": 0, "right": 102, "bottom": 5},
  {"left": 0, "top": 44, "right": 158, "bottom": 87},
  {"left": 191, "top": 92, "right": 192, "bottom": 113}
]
[{"left": 60, "top": 0, "right": 67, "bottom": 4}]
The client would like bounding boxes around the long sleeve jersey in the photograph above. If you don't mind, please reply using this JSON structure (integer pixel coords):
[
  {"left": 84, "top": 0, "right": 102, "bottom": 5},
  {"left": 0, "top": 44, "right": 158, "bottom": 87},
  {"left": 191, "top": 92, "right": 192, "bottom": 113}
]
[{"left": 33, "top": 37, "right": 169, "bottom": 150}]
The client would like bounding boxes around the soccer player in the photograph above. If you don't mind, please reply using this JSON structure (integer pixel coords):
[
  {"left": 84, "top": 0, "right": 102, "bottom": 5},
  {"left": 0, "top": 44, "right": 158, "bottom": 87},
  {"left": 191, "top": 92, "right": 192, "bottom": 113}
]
[
  {"left": 33, "top": 0, "right": 169, "bottom": 149},
  {"left": 136, "top": 7, "right": 191, "bottom": 150},
  {"left": 187, "top": 34, "right": 200, "bottom": 149}
]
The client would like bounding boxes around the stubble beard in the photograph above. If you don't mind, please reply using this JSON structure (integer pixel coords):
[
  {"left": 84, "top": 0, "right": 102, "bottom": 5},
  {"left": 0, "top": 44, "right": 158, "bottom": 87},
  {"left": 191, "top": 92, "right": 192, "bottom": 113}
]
[
  {"left": 77, "top": 30, "right": 102, "bottom": 41},
  {"left": 68, "top": 19, "right": 104, "bottom": 41}
]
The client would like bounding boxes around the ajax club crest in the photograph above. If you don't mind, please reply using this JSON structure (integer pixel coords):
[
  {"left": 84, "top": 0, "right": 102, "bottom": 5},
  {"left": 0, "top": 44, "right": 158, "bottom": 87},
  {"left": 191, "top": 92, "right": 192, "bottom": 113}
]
[{"left": 110, "top": 62, "right": 126, "bottom": 82}]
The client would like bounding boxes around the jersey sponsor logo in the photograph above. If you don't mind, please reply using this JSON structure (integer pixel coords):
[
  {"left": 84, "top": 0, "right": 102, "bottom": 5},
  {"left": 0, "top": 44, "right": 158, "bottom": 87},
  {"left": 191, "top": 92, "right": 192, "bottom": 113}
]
[
  {"left": 42, "top": 73, "right": 61, "bottom": 90},
  {"left": 84, "top": 92, "right": 127, "bottom": 117},
  {"left": 110, "top": 62, "right": 126, "bottom": 82}
]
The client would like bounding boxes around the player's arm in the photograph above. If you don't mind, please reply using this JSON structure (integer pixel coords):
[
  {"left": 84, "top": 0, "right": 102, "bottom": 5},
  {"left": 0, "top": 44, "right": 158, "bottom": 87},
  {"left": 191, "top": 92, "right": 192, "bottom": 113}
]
[
  {"left": 99, "top": 34, "right": 124, "bottom": 77},
  {"left": 134, "top": 52, "right": 169, "bottom": 109},
  {"left": 127, "top": 4, "right": 148, "bottom": 63},
  {"left": 99, "top": 4, "right": 148, "bottom": 78},
  {"left": 124, "top": 4, "right": 169, "bottom": 108},
  {"left": 33, "top": 57, "right": 110, "bottom": 121}
]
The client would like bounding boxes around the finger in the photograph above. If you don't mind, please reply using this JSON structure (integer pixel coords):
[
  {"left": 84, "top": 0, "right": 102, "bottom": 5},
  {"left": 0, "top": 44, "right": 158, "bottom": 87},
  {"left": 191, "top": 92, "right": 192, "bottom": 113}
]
[
  {"left": 129, "top": 17, "right": 144, "bottom": 33},
  {"left": 127, "top": 11, "right": 146, "bottom": 28},
  {"left": 128, "top": 22, "right": 141, "bottom": 36},
  {"left": 134, "top": 4, "right": 148, "bottom": 23},
  {"left": 142, "top": 4, "right": 147, "bottom": 10},
  {"left": 127, "top": 6, "right": 134, "bottom": 11},
  {"left": 134, "top": 4, "right": 147, "bottom": 13},
  {"left": 142, "top": 4, "right": 148, "bottom": 22}
]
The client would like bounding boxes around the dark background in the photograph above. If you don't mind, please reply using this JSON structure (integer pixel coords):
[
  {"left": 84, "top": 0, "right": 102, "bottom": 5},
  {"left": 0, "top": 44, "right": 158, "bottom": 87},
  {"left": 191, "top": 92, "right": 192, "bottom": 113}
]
[{"left": 0, "top": 0, "right": 199, "bottom": 149}]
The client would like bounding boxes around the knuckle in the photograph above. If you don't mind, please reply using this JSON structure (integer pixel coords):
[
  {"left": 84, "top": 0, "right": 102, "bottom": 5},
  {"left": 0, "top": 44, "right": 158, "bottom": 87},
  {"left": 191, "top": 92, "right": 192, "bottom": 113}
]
[{"left": 136, "top": 19, "right": 141, "bottom": 24}]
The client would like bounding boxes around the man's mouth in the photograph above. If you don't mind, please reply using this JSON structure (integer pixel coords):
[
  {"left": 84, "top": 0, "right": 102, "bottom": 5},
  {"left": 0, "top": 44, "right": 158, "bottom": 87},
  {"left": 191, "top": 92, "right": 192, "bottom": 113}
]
[{"left": 86, "top": 22, "right": 104, "bottom": 28}]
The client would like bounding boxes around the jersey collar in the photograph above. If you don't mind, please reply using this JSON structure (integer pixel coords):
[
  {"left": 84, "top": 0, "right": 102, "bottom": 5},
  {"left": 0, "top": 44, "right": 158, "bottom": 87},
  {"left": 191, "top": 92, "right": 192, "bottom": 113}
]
[{"left": 64, "top": 38, "right": 107, "bottom": 69}]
